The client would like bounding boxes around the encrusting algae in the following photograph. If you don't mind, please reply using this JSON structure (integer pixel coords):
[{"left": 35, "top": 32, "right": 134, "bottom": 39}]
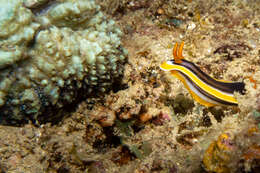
[
  {"left": 203, "top": 126, "right": 260, "bottom": 173},
  {"left": 203, "top": 133, "right": 234, "bottom": 173}
]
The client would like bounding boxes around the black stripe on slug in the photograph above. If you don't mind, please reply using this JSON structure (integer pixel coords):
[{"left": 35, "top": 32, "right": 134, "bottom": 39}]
[
  {"left": 179, "top": 71, "right": 238, "bottom": 106},
  {"left": 170, "top": 59, "right": 245, "bottom": 95}
]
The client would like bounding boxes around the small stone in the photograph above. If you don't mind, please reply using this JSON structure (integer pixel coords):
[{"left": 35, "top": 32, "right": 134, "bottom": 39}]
[
  {"left": 187, "top": 21, "right": 196, "bottom": 30},
  {"left": 140, "top": 113, "right": 152, "bottom": 123},
  {"left": 157, "top": 8, "right": 164, "bottom": 15},
  {"left": 91, "top": 106, "right": 116, "bottom": 127}
]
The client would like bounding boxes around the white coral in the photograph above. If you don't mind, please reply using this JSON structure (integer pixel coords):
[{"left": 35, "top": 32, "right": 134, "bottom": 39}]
[{"left": 0, "top": 0, "right": 127, "bottom": 123}]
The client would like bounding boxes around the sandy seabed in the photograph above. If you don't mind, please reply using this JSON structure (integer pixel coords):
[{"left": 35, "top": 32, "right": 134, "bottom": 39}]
[{"left": 0, "top": 0, "right": 260, "bottom": 172}]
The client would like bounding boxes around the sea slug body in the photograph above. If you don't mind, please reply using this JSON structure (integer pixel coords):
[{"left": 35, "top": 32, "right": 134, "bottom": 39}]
[{"left": 160, "top": 42, "right": 245, "bottom": 107}]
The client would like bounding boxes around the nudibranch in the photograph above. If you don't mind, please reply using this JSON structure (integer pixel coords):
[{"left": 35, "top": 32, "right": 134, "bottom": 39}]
[{"left": 160, "top": 42, "right": 245, "bottom": 107}]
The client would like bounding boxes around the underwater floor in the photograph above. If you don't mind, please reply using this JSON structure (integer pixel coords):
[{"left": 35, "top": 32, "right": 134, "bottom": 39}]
[{"left": 0, "top": 0, "right": 260, "bottom": 172}]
